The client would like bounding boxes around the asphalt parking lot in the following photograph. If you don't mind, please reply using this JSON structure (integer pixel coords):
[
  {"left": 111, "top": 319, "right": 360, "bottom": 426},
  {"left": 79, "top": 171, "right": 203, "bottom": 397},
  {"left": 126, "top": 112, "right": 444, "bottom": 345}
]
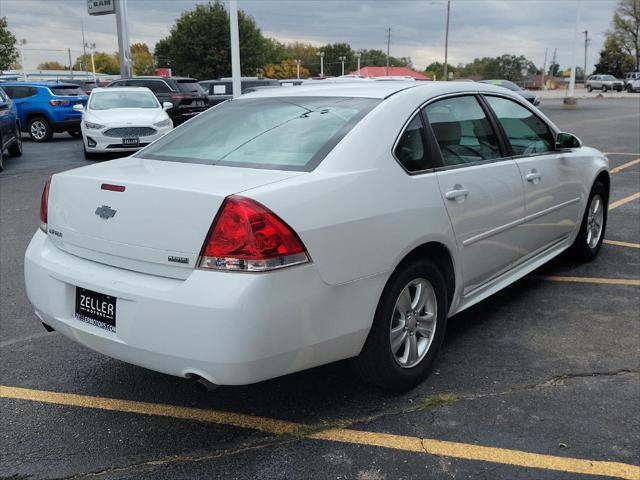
[{"left": 1, "top": 98, "right": 639, "bottom": 480}]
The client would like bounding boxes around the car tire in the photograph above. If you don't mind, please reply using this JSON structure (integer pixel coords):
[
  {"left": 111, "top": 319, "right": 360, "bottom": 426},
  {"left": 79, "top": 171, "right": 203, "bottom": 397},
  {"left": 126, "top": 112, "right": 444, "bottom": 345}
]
[
  {"left": 351, "top": 258, "right": 448, "bottom": 391},
  {"left": 28, "top": 117, "right": 53, "bottom": 142},
  {"left": 602, "top": 85, "right": 608, "bottom": 92},
  {"left": 587, "top": 85, "right": 592, "bottom": 92},
  {"left": 8, "top": 125, "right": 23, "bottom": 157},
  {"left": 0, "top": 137, "right": 4, "bottom": 172},
  {"left": 570, "top": 181, "right": 608, "bottom": 262},
  {"left": 68, "top": 130, "right": 82, "bottom": 139},
  {"left": 83, "top": 145, "right": 100, "bottom": 160},
  {"left": 627, "top": 85, "right": 633, "bottom": 93}
]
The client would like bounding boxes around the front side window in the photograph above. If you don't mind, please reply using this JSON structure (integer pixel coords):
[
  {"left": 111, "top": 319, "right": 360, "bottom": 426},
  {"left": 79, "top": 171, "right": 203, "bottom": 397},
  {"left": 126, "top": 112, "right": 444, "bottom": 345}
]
[
  {"left": 484, "top": 96, "right": 554, "bottom": 156},
  {"left": 424, "top": 95, "right": 501, "bottom": 166},
  {"left": 394, "top": 115, "right": 430, "bottom": 172},
  {"left": 138, "top": 96, "right": 380, "bottom": 171},
  {"left": 90, "top": 91, "right": 159, "bottom": 110}
]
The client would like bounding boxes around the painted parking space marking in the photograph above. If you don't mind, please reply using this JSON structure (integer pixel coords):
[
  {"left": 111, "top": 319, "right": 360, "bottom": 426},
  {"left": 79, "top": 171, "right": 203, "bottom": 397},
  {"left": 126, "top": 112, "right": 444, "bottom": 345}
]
[
  {"left": 603, "top": 152, "right": 640, "bottom": 156},
  {"left": 604, "top": 239, "right": 640, "bottom": 249},
  {"left": 1, "top": 385, "right": 639, "bottom": 479},
  {"left": 609, "top": 192, "right": 640, "bottom": 210},
  {"left": 610, "top": 158, "right": 640, "bottom": 174},
  {"left": 537, "top": 275, "right": 640, "bottom": 286}
]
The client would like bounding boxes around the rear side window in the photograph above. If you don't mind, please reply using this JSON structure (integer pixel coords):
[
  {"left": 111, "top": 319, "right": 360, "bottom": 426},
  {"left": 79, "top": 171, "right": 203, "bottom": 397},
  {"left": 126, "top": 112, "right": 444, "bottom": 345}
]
[
  {"left": 394, "top": 115, "right": 431, "bottom": 172},
  {"left": 484, "top": 96, "right": 554, "bottom": 156},
  {"left": 424, "top": 95, "right": 501, "bottom": 166},
  {"left": 50, "top": 85, "right": 84, "bottom": 96},
  {"left": 3, "top": 86, "right": 36, "bottom": 99},
  {"left": 176, "top": 80, "right": 204, "bottom": 94},
  {"left": 143, "top": 80, "right": 171, "bottom": 93},
  {"left": 138, "top": 96, "right": 380, "bottom": 171}
]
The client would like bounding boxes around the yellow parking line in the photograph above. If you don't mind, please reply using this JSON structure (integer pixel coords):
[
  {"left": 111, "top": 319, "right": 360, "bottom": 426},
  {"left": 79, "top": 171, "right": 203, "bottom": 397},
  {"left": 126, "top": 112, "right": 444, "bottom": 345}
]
[
  {"left": 1, "top": 385, "right": 639, "bottom": 479},
  {"left": 609, "top": 192, "right": 640, "bottom": 210},
  {"left": 603, "top": 152, "right": 640, "bottom": 156},
  {"left": 311, "top": 429, "right": 640, "bottom": 480},
  {"left": 538, "top": 275, "right": 640, "bottom": 286},
  {"left": 610, "top": 158, "right": 640, "bottom": 174},
  {"left": 604, "top": 239, "right": 640, "bottom": 249}
]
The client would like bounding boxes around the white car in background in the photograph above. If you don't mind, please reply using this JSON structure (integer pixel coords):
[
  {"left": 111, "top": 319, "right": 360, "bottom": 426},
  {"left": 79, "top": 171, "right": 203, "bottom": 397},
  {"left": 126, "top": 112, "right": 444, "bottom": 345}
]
[
  {"left": 27, "top": 81, "right": 609, "bottom": 391},
  {"left": 75, "top": 87, "right": 173, "bottom": 159}
]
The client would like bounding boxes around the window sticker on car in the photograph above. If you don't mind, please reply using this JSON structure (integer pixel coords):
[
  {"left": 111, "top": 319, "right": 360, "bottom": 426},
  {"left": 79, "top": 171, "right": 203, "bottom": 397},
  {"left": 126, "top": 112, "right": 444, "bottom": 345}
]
[{"left": 213, "top": 85, "right": 226, "bottom": 94}]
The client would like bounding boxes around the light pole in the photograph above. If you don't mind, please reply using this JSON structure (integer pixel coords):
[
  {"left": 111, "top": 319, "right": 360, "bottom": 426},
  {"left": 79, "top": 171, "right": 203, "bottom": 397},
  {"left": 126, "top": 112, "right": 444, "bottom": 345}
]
[
  {"left": 229, "top": 0, "right": 241, "bottom": 98},
  {"left": 294, "top": 59, "right": 301, "bottom": 79},
  {"left": 338, "top": 56, "right": 346, "bottom": 76},
  {"left": 582, "top": 30, "right": 590, "bottom": 84},
  {"left": 444, "top": 0, "right": 451, "bottom": 80},
  {"left": 317, "top": 51, "right": 325, "bottom": 77},
  {"left": 355, "top": 52, "right": 362, "bottom": 73},
  {"left": 18, "top": 39, "right": 27, "bottom": 80},
  {"left": 85, "top": 42, "right": 97, "bottom": 82}
]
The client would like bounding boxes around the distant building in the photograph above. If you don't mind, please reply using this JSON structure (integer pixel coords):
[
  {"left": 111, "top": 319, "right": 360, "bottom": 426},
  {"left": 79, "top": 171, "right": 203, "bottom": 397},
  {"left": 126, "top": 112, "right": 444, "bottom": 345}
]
[{"left": 350, "top": 66, "right": 430, "bottom": 80}]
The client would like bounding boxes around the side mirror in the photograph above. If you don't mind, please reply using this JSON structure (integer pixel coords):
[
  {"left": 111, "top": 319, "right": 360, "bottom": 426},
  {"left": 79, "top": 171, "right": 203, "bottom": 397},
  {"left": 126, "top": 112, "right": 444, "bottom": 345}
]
[
  {"left": 162, "top": 102, "right": 173, "bottom": 110},
  {"left": 555, "top": 132, "right": 581, "bottom": 149},
  {"left": 73, "top": 103, "right": 85, "bottom": 112}
]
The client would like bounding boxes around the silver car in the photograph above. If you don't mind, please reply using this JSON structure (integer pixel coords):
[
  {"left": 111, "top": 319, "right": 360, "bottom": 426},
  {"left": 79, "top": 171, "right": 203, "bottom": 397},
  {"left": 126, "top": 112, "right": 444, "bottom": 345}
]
[{"left": 586, "top": 75, "right": 624, "bottom": 92}]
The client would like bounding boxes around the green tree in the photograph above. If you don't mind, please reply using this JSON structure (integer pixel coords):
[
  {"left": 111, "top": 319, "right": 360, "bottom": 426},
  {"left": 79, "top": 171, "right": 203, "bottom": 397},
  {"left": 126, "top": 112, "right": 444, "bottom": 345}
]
[
  {"left": 131, "top": 43, "right": 155, "bottom": 75},
  {"left": 358, "top": 49, "right": 413, "bottom": 70},
  {"left": 424, "top": 62, "right": 456, "bottom": 80},
  {"left": 259, "top": 59, "right": 310, "bottom": 79},
  {"left": 0, "top": 17, "right": 19, "bottom": 71},
  {"left": 37, "top": 61, "right": 66, "bottom": 70},
  {"left": 283, "top": 42, "right": 318, "bottom": 75},
  {"left": 319, "top": 42, "right": 354, "bottom": 76},
  {"left": 154, "top": 1, "right": 279, "bottom": 79},
  {"left": 74, "top": 52, "right": 119, "bottom": 74},
  {"left": 458, "top": 55, "right": 537, "bottom": 81},
  {"left": 594, "top": 34, "right": 635, "bottom": 76},
  {"left": 612, "top": 0, "right": 640, "bottom": 71}
]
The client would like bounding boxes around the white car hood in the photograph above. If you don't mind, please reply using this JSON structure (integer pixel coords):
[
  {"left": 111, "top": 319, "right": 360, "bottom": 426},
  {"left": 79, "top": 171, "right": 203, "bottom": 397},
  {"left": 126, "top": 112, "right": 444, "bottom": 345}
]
[{"left": 86, "top": 108, "right": 168, "bottom": 126}]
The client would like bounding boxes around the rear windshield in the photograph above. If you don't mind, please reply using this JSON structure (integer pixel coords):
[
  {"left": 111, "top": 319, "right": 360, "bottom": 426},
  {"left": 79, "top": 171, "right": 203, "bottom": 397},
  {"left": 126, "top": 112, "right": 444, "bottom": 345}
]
[
  {"left": 137, "top": 96, "right": 380, "bottom": 171},
  {"left": 90, "top": 91, "right": 159, "bottom": 110},
  {"left": 176, "top": 80, "right": 205, "bottom": 94},
  {"left": 50, "top": 85, "right": 84, "bottom": 96}
]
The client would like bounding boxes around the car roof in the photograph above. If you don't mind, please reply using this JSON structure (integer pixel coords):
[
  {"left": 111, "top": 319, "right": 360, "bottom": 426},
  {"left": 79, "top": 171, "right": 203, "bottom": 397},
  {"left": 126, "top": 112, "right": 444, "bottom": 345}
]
[
  {"left": 239, "top": 79, "right": 521, "bottom": 100},
  {"left": 0, "top": 81, "right": 80, "bottom": 87},
  {"left": 124, "top": 76, "right": 195, "bottom": 81},
  {"left": 91, "top": 86, "right": 154, "bottom": 93}
]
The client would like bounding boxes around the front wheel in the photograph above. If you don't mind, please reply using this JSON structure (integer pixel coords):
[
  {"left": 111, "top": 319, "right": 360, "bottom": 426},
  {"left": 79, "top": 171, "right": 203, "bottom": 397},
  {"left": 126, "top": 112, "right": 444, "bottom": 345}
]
[
  {"left": 28, "top": 117, "right": 52, "bottom": 142},
  {"left": 587, "top": 85, "right": 593, "bottom": 92},
  {"left": 602, "top": 85, "right": 608, "bottom": 92},
  {"left": 68, "top": 130, "right": 82, "bottom": 139},
  {"left": 570, "top": 182, "right": 608, "bottom": 262},
  {"left": 8, "top": 125, "right": 22, "bottom": 157},
  {"left": 83, "top": 145, "right": 100, "bottom": 160},
  {"left": 352, "top": 258, "right": 448, "bottom": 391},
  {"left": 627, "top": 85, "right": 633, "bottom": 93}
]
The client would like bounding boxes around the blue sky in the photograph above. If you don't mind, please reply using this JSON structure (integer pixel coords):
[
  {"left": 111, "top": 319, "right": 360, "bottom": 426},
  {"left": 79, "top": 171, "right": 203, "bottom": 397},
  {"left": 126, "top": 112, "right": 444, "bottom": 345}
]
[{"left": 0, "top": 0, "right": 618, "bottom": 72}]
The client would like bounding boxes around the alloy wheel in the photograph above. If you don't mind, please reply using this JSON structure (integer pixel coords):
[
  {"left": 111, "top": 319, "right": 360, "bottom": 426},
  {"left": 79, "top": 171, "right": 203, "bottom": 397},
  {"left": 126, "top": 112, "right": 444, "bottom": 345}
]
[
  {"left": 389, "top": 278, "right": 437, "bottom": 369},
  {"left": 586, "top": 194, "right": 604, "bottom": 249},
  {"left": 30, "top": 121, "right": 47, "bottom": 141}
]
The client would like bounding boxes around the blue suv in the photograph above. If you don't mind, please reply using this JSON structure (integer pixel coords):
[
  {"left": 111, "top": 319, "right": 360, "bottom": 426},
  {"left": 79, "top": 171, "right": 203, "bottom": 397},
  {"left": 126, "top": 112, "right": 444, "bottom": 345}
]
[
  {"left": 1, "top": 82, "right": 88, "bottom": 142},
  {"left": 0, "top": 85, "right": 22, "bottom": 172}
]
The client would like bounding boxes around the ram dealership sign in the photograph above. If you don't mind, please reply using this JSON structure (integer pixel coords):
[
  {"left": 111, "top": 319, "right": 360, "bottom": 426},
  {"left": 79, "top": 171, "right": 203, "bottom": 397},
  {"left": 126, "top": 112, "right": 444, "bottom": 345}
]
[{"left": 87, "top": 0, "right": 115, "bottom": 16}]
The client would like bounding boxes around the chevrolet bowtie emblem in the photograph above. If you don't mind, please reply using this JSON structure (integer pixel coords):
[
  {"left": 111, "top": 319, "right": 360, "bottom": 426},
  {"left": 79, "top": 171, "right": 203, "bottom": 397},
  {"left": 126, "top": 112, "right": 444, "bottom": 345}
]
[{"left": 95, "top": 205, "right": 116, "bottom": 219}]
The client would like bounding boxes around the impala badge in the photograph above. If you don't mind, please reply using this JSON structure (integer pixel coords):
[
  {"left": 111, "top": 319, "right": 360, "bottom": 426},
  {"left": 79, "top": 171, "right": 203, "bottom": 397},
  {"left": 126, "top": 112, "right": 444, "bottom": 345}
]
[{"left": 95, "top": 205, "right": 116, "bottom": 219}]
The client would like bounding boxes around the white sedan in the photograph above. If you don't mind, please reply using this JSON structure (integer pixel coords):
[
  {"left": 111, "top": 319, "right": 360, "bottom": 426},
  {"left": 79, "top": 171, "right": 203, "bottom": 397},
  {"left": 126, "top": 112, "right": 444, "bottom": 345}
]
[
  {"left": 26, "top": 81, "right": 609, "bottom": 391},
  {"left": 75, "top": 87, "right": 173, "bottom": 159}
]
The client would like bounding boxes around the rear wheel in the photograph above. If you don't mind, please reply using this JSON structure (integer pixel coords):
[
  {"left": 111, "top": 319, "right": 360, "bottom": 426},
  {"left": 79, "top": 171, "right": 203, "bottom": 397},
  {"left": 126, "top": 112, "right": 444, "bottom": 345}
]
[
  {"left": 570, "top": 181, "right": 608, "bottom": 262},
  {"left": 28, "top": 117, "right": 52, "bottom": 142},
  {"left": 8, "top": 125, "right": 22, "bottom": 157},
  {"left": 352, "top": 258, "right": 448, "bottom": 391}
]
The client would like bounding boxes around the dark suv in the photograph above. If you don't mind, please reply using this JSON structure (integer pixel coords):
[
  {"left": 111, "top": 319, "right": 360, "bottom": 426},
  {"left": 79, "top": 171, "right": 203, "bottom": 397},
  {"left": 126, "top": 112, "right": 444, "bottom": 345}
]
[
  {"left": 106, "top": 77, "right": 209, "bottom": 125},
  {"left": 0, "top": 86, "right": 22, "bottom": 171},
  {"left": 199, "top": 78, "right": 280, "bottom": 106}
]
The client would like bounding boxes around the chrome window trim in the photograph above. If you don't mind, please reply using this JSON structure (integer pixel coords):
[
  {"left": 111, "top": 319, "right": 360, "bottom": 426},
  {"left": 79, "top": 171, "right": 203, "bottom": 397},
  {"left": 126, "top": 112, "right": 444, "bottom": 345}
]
[{"left": 390, "top": 108, "right": 437, "bottom": 176}]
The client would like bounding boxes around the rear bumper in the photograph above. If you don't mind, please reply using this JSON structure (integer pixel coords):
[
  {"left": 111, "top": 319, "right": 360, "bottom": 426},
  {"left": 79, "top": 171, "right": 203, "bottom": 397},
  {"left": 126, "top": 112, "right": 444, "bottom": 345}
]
[{"left": 24, "top": 231, "right": 381, "bottom": 385}]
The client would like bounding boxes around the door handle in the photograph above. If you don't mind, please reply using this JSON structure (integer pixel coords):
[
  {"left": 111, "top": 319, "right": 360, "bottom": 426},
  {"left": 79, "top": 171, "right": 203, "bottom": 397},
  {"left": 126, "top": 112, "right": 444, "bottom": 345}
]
[
  {"left": 526, "top": 170, "right": 541, "bottom": 183},
  {"left": 445, "top": 186, "right": 469, "bottom": 201}
]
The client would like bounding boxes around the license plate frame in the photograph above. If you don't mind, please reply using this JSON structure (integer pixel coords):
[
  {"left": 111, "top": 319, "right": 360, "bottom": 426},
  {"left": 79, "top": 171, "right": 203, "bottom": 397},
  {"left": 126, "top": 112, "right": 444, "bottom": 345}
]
[
  {"left": 123, "top": 137, "right": 139, "bottom": 147},
  {"left": 74, "top": 287, "right": 117, "bottom": 332}
]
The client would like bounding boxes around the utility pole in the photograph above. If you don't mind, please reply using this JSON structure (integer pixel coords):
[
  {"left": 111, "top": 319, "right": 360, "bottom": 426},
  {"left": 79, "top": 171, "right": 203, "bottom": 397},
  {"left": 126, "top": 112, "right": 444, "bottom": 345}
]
[
  {"left": 443, "top": 0, "right": 451, "bottom": 81},
  {"left": 294, "top": 59, "right": 301, "bottom": 79},
  {"left": 86, "top": 42, "right": 97, "bottom": 82},
  {"left": 81, "top": 19, "right": 87, "bottom": 73},
  {"left": 317, "top": 51, "right": 325, "bottom": 77},
  {"left": 68, "top": 48, "right": 74, "bottom": 78},
  {"left": 355, "top": 51, "right": 362, "bottom": 73},
  {"left": 115, "top": 0, "right": 132, "bottom": 78},
  {"left": 541, "top": 48, "right": 548, "bottom": 90},
  {"left": 18, "top": 39, "right": 27, "bottom": 80},
  {"left": 386, "top": 27, "right": 391, "bottom": 76},
  {"left": 338, "top": 56, "right": 346, "bottom": 76},
  {"left": 550, "top": 48, "right": 557, "bottom": 76},
  {"left": 229, "top": 0, "right": 241, "bottom": 97},
  {"left": 582, "top": 30, "right": 590, "bottom": 83},
  {"left": 566, "top": 1, "right": 582, "bottom": 102}
]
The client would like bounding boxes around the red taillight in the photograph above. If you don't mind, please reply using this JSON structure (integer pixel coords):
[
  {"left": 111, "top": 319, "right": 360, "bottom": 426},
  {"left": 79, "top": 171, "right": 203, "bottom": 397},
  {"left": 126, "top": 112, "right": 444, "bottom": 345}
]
[
  {"left": 49, "top": 99, "right": 70, "bottom": 107},
  {"left": 39, "top": 176, "right": 52, "bottom": 233},
  {"left": 169, "top": 94, "right": 185, "bottom": 100},
  {"left": 101, "top": 183, "right": 126, "bottom": 192},
  {"left": 199, "top": 196, "right": 309, "bottom": 271}
]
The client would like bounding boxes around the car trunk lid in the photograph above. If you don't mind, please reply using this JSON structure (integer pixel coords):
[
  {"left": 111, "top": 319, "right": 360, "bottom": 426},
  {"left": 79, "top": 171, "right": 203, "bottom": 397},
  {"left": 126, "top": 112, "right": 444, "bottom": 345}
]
[{"left": 47, "top": 157, "right": 304, "bottom": 279}]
